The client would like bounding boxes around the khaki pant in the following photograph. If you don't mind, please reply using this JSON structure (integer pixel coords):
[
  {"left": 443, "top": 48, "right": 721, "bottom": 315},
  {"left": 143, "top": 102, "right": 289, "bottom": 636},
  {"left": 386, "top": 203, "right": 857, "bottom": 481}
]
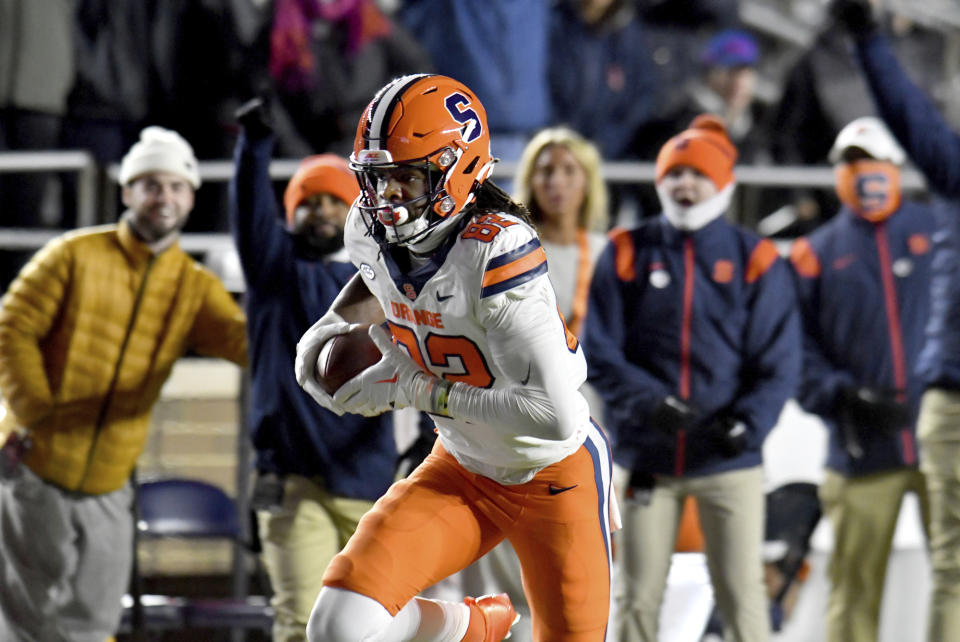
[
  {"left": 616, "top": 466, "right": 768, "bottom": 642},
  {"left": 819, "top": 468, "right": 928, "bottom": 642},
  {"left": 256, "top": 475, "right": 374, "bottom": 642},
  {"left": 918, "top": 388, "right": 960, "bottom": 642}
]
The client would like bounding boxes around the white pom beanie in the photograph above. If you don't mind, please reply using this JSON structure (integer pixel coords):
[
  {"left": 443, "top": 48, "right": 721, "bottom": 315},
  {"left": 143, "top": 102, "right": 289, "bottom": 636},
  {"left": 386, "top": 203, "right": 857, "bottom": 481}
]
[{"left": 119, "top": 126, "right": 201, "bottom": 188}]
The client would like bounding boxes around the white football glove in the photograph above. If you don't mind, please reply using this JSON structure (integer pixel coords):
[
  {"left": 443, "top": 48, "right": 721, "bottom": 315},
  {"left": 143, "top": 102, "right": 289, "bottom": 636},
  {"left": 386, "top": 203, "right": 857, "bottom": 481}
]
[
  {"left": 294, "top": 309, "right": 352, "bottom": 416},
  {"left": 334, "top": 325, "right": 450, "bottom": 417}
]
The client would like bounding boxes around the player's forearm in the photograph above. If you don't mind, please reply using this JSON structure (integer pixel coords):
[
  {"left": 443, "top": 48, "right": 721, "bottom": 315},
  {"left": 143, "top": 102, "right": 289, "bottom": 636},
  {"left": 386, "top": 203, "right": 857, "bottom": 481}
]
[
  {"left": 446, "top": 382, "right": 577, "bottom": 442},
  {"left": 331, "top": 273, "right": 386, "bottom": 325}
]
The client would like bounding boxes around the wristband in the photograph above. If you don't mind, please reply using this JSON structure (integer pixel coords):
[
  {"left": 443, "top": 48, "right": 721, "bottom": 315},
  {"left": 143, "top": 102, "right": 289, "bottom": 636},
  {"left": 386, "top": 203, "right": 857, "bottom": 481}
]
[{"left": 429, "top": 378, "right": 453, "bottom": 417}]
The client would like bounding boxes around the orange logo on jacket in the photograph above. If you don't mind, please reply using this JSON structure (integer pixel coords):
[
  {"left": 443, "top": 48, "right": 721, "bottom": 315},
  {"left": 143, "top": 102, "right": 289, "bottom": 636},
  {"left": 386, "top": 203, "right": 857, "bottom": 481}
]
[
  {"left": 713, "top": 260, "right": 735, "bottom": 283},
  {"left": 909, "top": 234, "right": 931, "bottom": 255}
]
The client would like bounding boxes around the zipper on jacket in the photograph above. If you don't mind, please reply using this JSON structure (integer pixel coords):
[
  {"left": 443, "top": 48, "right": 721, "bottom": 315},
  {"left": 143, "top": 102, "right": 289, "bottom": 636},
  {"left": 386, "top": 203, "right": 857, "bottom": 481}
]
[
  {"left": 874, "top": 223, "right": 914, "bottom": 465},
  {"left": 76, "top": 255, "right": 156, "bottom": 490},
  {"left": 676, "top": 237, "right": 696, "bottom": 476}
]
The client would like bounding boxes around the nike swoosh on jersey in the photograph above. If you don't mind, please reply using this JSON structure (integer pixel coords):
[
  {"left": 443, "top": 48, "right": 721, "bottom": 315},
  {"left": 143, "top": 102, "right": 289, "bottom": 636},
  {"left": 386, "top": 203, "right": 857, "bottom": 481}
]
[
  {"left": 376, "top": 375, "right": 399, "bottom": 384},
  {"left": 548, "top": 484, "right": 578, "bottom": 495},
  {"left": 436, "top": 292, "right": 454, "bottom": 302}
]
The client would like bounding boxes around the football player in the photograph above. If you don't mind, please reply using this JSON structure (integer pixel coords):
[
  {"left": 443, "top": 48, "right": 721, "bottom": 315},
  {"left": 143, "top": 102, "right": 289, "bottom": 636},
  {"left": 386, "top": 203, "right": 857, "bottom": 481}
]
[{"left": 295, "top": 74, "right": 618, "bottom": 641}]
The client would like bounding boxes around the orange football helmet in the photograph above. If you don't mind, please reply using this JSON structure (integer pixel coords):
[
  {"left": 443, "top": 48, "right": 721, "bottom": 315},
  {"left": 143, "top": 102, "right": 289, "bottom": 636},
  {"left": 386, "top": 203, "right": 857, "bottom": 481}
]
[{"left": 350, "top": 74, "right": 495, "bottom": 251}]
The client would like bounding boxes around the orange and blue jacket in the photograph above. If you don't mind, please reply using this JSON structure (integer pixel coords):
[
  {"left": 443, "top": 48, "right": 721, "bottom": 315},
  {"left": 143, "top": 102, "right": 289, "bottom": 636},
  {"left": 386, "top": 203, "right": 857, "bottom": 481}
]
[
  {"left": 0, "top": 221, "right": 247, "bottom": 494},
  {"left": 583, "top": 215, "right": 800, "bottom": 476},
  {"left": 790, "top": 204, "right": 934, "bottom": 475}
]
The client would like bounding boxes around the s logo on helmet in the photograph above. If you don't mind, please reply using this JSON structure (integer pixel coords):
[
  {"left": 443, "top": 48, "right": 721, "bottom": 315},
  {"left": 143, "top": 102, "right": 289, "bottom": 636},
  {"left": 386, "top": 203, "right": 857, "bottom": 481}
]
[{"left": 444, "top": 93, "right": 483, "bottom": 143}]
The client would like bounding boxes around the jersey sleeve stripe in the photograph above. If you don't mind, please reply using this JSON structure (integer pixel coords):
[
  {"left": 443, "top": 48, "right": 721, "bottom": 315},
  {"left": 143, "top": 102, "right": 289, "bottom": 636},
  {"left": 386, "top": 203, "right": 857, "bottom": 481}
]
[
  {"left": 484, "top": 238, "right": 542, "bottom": 271},
  {"left": 481, "top": 243, "right": 548, "bottom": 297}
]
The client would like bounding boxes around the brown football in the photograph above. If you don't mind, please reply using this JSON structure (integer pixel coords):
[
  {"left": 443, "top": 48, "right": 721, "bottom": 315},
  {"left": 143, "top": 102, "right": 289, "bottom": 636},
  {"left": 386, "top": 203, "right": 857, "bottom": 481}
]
[{"left": 315, "top": 324, "right": 383, "bottom": 394}]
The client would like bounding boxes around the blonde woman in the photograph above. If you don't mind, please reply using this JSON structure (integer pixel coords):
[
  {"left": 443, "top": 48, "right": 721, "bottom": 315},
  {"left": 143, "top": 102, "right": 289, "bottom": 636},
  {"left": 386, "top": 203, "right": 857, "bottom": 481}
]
[{"left": 514, "top": 126, "right": 609, "bottom": 336}]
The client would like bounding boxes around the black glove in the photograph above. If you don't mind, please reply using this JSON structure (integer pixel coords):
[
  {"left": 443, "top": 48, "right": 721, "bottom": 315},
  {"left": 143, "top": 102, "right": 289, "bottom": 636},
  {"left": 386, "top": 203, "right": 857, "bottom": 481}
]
[
  {"left": 829, "top": 0, "right": 878, "bottom": 36},
  {"left": 837, "top": 386, "right": 909, "bottom": 434},
  {"left": 250, "top": 471, "right": 286, "bottom": 513},
  {"left": 648, "top": 395, "right": 699, "bottom": 436},
  {"left": 835, "top": 386, "right": 909, "bottom": 459},
  {"left": 235, "top": 97, "right": 275, "bottom": 141},
  {"left": 704, "top": 414, "right": 750, "bottom": 458}
]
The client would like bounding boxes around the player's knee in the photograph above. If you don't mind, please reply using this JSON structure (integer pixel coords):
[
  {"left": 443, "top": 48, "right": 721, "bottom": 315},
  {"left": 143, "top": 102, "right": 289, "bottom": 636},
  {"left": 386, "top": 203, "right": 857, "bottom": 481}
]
[
  {"left": 306, "top": 604, "right": 356, "bottom": 642},
  {"left": 306, "top": 586, "right": 390, "bottom": 642}
]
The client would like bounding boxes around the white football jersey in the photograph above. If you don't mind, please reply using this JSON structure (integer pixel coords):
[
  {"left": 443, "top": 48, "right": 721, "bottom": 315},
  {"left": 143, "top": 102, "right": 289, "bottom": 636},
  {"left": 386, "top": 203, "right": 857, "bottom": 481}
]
[{"left": 345, "top": 208, "right": 592, "bottom": 484}]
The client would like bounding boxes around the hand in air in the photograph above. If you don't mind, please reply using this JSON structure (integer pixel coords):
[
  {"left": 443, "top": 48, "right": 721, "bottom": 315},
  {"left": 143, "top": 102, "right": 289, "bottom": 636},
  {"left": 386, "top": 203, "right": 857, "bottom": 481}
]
[
  {"left": 294, "top": 311, "right": 352, "bottom": 415},
  {"left": 334, "top": 325, "right": 426, "bottom": 416}
]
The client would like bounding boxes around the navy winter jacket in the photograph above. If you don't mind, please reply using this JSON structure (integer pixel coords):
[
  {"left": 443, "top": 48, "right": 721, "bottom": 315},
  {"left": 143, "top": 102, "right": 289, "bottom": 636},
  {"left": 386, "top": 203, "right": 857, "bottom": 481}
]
[
  {"left": 583, "top": 215, "right": 800, "bottom": 477},
  {"left": 790, "top": 205, "right": 935, "bottom": 475},
  {"left": 229, "top": 133, "right": 395, "bottom": 500},
  {"left": 549, "top": 0, "right": 660, "bottom": 159},
  {"left": 855, "top": 32, "right": 960, "bottom": 389}
]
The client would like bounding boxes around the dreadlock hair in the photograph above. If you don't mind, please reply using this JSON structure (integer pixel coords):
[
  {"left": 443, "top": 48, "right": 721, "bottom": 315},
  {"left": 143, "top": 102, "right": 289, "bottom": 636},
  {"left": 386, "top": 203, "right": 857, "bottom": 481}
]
[{"left": 469, "top": 179, "right": 534, "bottom": 226}]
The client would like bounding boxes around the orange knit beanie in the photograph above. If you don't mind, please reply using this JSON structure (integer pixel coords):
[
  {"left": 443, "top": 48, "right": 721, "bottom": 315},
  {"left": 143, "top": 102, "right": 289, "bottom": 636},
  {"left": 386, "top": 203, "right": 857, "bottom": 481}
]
[
  {"left": 283, "top": 154, "right": 360, "bottom": 226},
  {"left": 655, "top": 114, "right": 738, "bottom": 190}
]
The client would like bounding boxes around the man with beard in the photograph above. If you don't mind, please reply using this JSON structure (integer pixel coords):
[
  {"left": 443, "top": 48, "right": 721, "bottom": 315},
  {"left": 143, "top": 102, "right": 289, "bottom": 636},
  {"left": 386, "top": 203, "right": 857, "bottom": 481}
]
[
  {"left": 0, "top": 126, "right": 248, "bottom": 641},
  {"left": 230, "top": 99, "right": 397, "bottom": 642}
]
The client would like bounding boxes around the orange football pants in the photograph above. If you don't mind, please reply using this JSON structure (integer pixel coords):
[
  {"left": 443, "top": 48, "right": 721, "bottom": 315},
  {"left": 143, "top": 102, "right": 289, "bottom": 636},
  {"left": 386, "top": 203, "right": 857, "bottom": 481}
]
[{"left": 323, "top": 425, "right": 614, "bottom": 641}]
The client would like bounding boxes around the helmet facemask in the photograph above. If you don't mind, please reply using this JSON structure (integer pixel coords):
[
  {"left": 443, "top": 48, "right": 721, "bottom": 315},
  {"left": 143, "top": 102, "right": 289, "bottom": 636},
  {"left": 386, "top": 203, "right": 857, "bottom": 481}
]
[{"left": 351, "top": 146, "right": 465, "bottom": 253}]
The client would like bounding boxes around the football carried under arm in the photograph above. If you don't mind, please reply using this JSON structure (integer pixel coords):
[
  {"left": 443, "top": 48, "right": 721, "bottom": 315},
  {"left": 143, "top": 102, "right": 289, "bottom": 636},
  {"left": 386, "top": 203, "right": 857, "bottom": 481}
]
[
  {"left": 295, "top": 309, "right": 353, "bottom": 415},
  {"left": 294, "top": 273, "right": 386, "bottom": 414},
  {"left": 333, "top": 325, "right": 451, "bottom": 417}
]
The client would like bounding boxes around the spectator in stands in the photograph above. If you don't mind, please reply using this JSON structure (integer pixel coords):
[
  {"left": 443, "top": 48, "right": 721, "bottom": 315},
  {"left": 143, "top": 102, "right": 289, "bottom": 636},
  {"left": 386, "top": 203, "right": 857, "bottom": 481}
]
[
  {"left": 0, "top": 0, "right": 73, "bottom": 228},
  {"left": 634, "top": 0, "right": 740, "bottom": 123},
  {"left": 770, "top": 1, "right": 952, "bottom": 225},
  {"left": 583, "top": 115, "right": 800, "bottom": 642},
  {"left": 0, "top": 126, "right": 248, "bottom": 641},
  {"left": 831, "top": 1, "right": 960, "bottom": 638},
  {"left": 270, "top": 0, "right": 432, "bottom": 158},
  {"left": 151, "top": 0, "right": 276, "bottom": 233},
  {"left": 635, "top": 29, "right": 770, "bottom": 164},
  {"left": 515, "top": 126, "right": 611, "bottom": 334},
  {"left": 397, "top": 0, "right": 549, "bottom": 166},
  {"left": 631, "top": 27, "right": 777, "bottom": 226},
  {"left": 0, "top": 0, "right": 74, "bottom": 289},
  {"left": 548, "top": 0, "right": 661, "bottom": 162},
  {"left": 789, "top": 116, "right": 933, "bottom": 642},
  {"left": 59, "top": 0, "right": 153, "bottom": 229},
  {"left": 230, "top": 98, "right": 396, "bottom": 642}
]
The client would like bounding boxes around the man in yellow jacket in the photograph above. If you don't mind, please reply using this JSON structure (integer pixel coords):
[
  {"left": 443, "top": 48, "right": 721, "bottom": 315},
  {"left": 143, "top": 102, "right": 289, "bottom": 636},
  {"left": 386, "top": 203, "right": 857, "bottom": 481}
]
[{"left": 0, "top": 126, "right": 248, "bottom": 641}]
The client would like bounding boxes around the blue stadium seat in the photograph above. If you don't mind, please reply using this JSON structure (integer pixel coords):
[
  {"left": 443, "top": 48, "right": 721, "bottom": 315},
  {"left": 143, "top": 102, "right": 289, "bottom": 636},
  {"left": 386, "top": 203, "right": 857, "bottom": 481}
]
[{"left": 121, "top": 477, "right": 274, "bottom": 636}]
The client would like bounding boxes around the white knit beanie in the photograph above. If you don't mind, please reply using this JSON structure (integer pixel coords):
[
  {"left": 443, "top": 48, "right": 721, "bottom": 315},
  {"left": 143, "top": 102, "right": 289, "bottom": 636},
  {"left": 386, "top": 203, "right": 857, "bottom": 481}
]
[{"left": 119, "top": 126, "right": 201, "bottom": 188}]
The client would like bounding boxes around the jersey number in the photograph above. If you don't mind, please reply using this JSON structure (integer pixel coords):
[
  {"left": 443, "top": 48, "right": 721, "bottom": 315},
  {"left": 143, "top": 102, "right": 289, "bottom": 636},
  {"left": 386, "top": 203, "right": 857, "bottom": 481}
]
[
  {"left": 388, "top": 322, "right": 495, "bottom": 388},
  {"left": 462, "top": 213, "right": 517, "bottom": 243}
]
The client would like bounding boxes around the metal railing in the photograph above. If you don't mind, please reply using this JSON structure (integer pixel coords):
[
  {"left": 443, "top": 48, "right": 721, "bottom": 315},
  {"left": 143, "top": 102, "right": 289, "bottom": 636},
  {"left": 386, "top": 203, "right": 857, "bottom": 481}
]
[
  {"left": 0, "top": 150, "right": 100, "bottom": 227},
  {"left": 0, "top": 152, "right": 931, "bottom": 262}
]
